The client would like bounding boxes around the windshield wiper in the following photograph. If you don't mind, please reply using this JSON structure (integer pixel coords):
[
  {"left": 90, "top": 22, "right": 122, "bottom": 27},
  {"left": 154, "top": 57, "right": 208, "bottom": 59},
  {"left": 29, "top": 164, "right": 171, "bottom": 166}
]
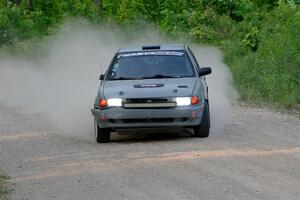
[
  {"left": 111, "top": 77, "right": 137, "bottom": 80},
  {"left": 140, "top": 74, "right": 183, "bottom": 79}
]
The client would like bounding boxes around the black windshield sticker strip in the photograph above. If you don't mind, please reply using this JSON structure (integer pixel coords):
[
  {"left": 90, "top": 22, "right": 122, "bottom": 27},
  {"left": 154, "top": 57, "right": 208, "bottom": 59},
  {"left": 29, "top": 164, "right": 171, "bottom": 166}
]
[{"left": 118, "top": 51, "right": 184, "bottom": 58}]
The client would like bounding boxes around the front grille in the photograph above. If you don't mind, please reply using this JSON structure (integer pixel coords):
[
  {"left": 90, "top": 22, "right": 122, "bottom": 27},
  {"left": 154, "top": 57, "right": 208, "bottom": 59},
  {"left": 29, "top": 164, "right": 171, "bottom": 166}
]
[
  {"left": 123, "top": 102, "right": 176, "bottom": 108},
  {"left": 126, "top": 98, "right": 169, "bottom": 103},
  {"left": 123, "top": 98, "right": 175, "bottom": 108}
]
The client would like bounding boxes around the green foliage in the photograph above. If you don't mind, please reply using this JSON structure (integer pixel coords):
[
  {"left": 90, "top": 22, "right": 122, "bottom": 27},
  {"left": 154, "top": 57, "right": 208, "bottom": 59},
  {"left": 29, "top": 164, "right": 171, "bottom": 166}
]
[
  {"left": 202, "top": 0, "right": 254, "bottom": 21},
  {"left": 242, "top": 26, "right": 259, "bottom": 51},
  {"left": 224, "top": 3, "right": 300, "bottom": 108},
  {"left": 0, "top": 0, "right": 299, "bottom": 109},
  {"left": 0, "top": 169, "right": 10, "bottom": 200},
  {"left": 0, "top": 0, "right": 100, "bottom": 46},
  {"left": 0, "top": 3, "right": 38, "bottom": 45}
]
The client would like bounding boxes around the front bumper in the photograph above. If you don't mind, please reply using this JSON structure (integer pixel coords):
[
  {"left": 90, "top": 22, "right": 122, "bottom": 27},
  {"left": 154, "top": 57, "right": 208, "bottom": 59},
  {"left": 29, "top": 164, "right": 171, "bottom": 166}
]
[{"left": 91, "top": 104, "right": 204, "bottom": 129}]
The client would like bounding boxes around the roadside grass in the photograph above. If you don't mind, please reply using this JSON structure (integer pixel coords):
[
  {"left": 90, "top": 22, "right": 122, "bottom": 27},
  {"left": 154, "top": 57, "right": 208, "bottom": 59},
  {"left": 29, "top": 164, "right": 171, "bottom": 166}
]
[
  {"left": 0, "top": 170, "right": 10, "bottom": 200},
  {"left": 222, "top": 4, "right": 300, "bottom": 110}
]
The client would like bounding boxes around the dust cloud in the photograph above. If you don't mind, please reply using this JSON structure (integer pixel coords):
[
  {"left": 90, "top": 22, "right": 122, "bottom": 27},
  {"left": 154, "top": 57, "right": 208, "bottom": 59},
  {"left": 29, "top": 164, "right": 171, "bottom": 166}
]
[
  {"left": 191, "top": 47, "right": 238, "bottom": 133},
  {"left": 0, "top": 20, "right": 236, "bottom": 140}
]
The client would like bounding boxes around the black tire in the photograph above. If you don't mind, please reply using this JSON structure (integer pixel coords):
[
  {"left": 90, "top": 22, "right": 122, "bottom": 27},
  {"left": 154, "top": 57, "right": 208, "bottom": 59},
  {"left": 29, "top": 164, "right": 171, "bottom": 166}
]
[
  {"left": 193, "top": 101, "right": 210, "bottom": 138},
  {"left": 94, "top": 118, "right": 110, "bottom": 143}
]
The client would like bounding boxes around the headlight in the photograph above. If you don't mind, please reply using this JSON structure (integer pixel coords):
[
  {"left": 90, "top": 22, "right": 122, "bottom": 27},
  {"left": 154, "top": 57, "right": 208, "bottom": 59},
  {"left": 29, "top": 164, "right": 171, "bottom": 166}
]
[
  {"left": 174, "top": 96, "right": 199, "bottom": 106},
  {"left": 175, "top": 97, "right": 191, "bottom": 106},
  {"left": 107, "top": 98, "right": 122, "bottom": 107}
]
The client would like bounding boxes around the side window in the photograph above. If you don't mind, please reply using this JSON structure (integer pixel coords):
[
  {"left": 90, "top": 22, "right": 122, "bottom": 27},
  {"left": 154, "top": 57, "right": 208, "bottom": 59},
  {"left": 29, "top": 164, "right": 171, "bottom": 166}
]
[
  {"left": 106, "top": 54, "right": 119, "bottom": 80},
  {"left": 110, "top": 61, "right": 118, "bottom": 78},
  {"left": 187, "top": 47, "right": 200, "bottom": 75}
]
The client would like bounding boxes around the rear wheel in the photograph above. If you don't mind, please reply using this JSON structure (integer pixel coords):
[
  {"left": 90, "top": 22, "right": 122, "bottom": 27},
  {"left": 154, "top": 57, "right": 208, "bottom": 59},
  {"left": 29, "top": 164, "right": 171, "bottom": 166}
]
[
  {"left": 193, "top": 101, "right": 210, "bottom": 138},
  {"left": 94, "top": 118, "right": 110, "bottom": 143}
]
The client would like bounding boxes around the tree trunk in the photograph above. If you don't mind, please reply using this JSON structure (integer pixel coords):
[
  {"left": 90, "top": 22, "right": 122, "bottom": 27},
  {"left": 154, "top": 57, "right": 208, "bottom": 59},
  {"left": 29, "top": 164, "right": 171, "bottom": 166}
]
[
  {"left": 10, "top": 0, "right": 22, "bottom": 6},
  {"left": 94, "top": 0, "right": 101, "bottom": 6},
  {"left": 28, "top": 0, "right": 33, "bottom": 11}
]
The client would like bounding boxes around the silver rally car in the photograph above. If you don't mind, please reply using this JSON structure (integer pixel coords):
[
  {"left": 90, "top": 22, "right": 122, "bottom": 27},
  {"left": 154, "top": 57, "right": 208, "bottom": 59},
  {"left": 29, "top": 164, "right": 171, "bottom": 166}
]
[{"left": 91, "top": 44, "right": 212, "bottom": 143}]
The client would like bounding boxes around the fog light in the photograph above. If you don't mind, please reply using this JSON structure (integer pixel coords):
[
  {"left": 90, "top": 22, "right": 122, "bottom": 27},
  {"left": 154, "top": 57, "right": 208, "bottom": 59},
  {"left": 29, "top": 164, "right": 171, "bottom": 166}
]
[{"left": 191, "top": 111, "right": 196, "bottom": 120}]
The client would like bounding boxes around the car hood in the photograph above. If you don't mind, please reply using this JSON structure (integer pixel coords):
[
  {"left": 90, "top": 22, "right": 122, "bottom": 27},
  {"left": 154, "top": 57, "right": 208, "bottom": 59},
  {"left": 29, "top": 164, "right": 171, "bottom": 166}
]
[{"left": 103, "top": 78, "right": 197, "bottom": 99}]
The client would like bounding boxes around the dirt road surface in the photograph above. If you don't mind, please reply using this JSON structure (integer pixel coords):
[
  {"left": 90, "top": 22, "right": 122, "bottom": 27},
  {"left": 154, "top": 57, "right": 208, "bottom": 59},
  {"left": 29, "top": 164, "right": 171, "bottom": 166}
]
[{"left": 0, "top": 105, "right": 299, "bottom": 200}]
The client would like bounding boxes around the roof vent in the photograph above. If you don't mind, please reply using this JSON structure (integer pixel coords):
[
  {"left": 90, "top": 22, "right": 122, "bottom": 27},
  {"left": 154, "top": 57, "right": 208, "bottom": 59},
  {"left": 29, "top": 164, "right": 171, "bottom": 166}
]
[{"left": 142, "top": 45, "right": 160, "bottom": 50}]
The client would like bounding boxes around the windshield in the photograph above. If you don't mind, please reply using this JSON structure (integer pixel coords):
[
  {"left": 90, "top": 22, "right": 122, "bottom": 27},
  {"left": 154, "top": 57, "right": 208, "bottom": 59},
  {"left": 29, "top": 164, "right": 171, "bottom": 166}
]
[{"left": 107, "top": 51, "right": 195, "bottom": 80}]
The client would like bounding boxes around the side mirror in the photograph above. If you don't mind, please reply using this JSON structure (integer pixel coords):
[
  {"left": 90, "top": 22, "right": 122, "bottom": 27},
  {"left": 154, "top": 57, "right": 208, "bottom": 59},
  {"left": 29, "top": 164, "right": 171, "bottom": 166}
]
[
  {"left": 99, "top": 74, "right": 105, "bottom": 80},
  {"left": 198, "top": 67, "right": 212, "bottom": 76}
]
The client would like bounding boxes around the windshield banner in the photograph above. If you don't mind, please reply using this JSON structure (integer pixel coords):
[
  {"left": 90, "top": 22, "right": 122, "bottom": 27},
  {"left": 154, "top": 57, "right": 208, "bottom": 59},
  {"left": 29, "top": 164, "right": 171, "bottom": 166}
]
[{"left": 118, "top": 51, "right": 184, "bottom": 59}]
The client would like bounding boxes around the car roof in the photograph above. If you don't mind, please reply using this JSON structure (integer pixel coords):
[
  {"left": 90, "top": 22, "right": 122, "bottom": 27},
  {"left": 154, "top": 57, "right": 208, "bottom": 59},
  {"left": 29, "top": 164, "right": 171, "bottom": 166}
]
[{"left": 117, "top": 44, "right": 187, "bottom": 53}]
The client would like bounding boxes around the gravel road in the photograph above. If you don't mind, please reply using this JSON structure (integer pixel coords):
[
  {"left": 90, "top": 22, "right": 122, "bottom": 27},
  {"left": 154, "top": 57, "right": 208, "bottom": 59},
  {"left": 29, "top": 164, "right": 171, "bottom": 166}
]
[{"left": 0, "top": 105, "right": 299, "bottom": 200}]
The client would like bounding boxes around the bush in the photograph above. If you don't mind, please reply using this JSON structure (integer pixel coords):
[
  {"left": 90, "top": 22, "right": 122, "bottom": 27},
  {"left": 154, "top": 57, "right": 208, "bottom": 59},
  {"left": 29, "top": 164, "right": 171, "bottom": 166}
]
[{"left": 224, "top": 3, "right": 300, "bottom": 108}]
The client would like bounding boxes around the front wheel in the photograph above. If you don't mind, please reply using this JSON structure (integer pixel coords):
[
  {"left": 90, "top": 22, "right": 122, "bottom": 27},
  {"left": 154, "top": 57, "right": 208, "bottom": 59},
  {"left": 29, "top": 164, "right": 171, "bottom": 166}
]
[
  {"left": 193, "top": 101, "right": 210, "bottom": 138},
  {"left": 94, "top": 118, "right": 110, "bottom": 143}
]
